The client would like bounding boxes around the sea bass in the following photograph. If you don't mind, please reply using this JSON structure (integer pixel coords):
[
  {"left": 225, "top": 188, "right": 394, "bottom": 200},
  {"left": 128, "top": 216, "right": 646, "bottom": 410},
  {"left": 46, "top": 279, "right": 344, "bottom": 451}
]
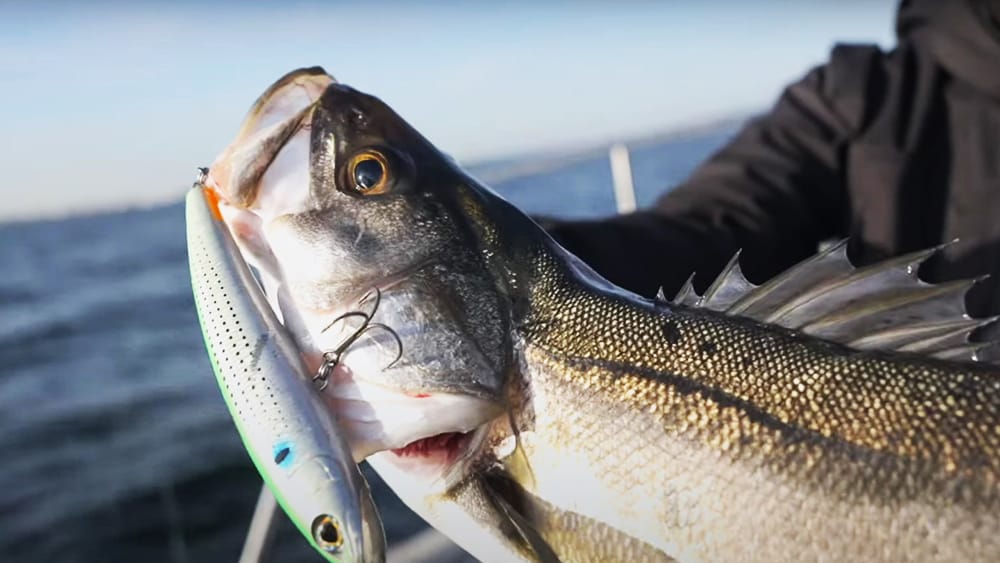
[{"left": 204, "top": 67, "right": 1000, "bottom": 562}]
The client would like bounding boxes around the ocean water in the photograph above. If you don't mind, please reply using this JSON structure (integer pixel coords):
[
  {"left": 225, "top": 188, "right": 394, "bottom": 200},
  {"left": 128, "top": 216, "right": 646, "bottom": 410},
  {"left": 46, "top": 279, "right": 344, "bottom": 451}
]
[{"left": 0, "top": 125, "right": 735, "bottom": 563}]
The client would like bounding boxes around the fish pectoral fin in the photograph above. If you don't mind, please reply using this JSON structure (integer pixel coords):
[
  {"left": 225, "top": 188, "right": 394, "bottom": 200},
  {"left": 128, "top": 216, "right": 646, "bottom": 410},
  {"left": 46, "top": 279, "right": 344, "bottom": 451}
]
[
  {"left": 676, "top": 238, "right": 1000, "bottom": 365},
  {"left": 482, "top": 473, "right": 563, "bottom": 563}
]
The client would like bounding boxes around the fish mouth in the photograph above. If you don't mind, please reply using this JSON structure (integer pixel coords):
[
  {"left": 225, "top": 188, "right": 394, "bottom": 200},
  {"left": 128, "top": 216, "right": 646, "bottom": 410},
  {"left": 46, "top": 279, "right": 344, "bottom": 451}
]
[
  {"left": 391, "top": 432, "right": 471, "bottom": 462},
  {"left": 380, "top": 420, "right": 497, "bottom": 488},
  {"left": 311, "top": 338, "right": 497, "bottom": 467}
]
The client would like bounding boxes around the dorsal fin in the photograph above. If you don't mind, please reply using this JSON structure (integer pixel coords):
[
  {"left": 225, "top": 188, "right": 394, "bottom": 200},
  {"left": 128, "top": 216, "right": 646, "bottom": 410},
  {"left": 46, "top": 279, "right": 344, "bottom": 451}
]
[
  {"left": 673, "top": 239, "right": 999, "bottom": 365},
  {"left": 700, "top": 250, "right": 756, "bottom": 310},
  {"left": 670, "top": 273, "right": 701, "bottom": 307}
]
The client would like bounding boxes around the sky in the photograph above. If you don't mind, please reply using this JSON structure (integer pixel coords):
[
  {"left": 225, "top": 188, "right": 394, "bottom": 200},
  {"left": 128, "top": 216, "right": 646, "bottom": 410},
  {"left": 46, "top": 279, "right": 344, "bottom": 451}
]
[{"left": 0, "top": 1, "right": 896, "bottom": 221}]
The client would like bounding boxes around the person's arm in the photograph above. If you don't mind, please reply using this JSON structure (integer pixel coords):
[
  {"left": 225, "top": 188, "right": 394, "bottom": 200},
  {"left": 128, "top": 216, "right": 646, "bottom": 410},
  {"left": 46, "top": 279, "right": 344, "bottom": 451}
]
[{"left": 538, "top": 46, "right": 879, "bottom": 298}]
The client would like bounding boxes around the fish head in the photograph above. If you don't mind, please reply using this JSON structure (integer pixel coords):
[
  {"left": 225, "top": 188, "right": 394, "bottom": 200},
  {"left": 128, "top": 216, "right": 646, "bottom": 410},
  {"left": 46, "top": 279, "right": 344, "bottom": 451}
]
[
  {"left": 207, "top": 67, "right": 556, "bottom": 560},
  {"left": 207, "top": 67, "right": 530, "bottom": 491}
]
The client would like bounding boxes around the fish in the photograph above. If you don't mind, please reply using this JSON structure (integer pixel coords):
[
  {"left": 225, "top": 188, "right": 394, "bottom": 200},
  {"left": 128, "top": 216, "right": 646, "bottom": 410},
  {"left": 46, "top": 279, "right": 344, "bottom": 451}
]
[
  {"left": 203, "top": 66, "right": 1000, "bottom": 562},
  {"left": 185, "top": 178, "right": 385, "bottom": 562}
]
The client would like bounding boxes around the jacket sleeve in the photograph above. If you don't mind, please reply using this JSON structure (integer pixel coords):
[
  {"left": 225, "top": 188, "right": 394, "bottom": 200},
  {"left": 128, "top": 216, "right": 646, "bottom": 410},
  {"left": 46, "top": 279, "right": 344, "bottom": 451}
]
[{"left": 537, "top": 46, "right": 879, "bottom": 298}]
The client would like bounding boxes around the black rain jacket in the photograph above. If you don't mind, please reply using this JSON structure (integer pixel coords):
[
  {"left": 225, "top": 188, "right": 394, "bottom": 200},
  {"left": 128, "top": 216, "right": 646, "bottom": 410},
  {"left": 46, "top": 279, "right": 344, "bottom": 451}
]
[{"left": 540, "top": 0, "right": 1000, "bottom": 320}]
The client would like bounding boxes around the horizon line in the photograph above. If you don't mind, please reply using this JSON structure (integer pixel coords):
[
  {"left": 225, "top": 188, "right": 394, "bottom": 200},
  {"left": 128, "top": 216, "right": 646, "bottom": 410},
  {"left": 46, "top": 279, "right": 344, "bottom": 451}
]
[{"left": 0, "top": 112, "right": 753, "bottom": 226}]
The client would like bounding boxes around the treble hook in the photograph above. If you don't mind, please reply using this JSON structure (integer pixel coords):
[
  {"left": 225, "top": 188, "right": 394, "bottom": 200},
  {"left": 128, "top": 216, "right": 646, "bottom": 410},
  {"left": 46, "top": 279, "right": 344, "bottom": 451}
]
[{"left": 312, "top": 288, "right": 404, "bottom": 391}]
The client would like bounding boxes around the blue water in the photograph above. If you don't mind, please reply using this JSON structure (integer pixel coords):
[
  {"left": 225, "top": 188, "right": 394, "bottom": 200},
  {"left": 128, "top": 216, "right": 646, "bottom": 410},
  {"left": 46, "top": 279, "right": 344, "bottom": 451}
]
[{"left": 0, "top": 124, "right": 735, "bottom": 563}]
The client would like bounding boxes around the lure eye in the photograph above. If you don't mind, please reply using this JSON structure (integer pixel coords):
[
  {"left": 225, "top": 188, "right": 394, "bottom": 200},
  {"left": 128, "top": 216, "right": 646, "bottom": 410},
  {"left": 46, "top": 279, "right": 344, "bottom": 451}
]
[
  {"left": 348, "top": 150, "right": 391, "bottom": 195},
  {"left": 311, "top": 514, "right": 344, "bottom": 553}
]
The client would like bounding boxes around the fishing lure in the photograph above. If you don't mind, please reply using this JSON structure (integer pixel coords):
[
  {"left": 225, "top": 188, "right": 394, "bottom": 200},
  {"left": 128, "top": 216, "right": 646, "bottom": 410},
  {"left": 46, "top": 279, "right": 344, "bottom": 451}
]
[{"left": 185, "top": 184, "right": 386, "bottom": 562}]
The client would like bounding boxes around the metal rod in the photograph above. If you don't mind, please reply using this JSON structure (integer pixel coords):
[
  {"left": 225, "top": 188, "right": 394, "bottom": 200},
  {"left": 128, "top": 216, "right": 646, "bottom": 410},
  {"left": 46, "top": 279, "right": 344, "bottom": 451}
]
[
  {"left": 160, "top": 482, "right": 190, "bottom": 563},
  {"left": 609, "top": 142, "right": 637, "bottom": 214},
  {"left": 238, "top": 484, "right": 280, "bottom": 563}
]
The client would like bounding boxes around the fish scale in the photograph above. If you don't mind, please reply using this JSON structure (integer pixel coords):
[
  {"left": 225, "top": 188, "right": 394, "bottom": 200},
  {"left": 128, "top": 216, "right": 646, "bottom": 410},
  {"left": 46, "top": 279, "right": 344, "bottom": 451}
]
[
  {"left": 524, "top": 256, "right": 1000, "bottom": 470},
  {"left": 509, "top": 248, "right": 1000, "bottom": 561}
]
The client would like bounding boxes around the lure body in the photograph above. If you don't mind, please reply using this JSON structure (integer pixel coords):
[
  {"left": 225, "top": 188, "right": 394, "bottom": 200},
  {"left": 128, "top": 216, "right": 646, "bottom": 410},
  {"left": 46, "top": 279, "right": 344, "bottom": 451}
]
[{"left": 185, "top": 187, "right": 385, "bottom": 562}]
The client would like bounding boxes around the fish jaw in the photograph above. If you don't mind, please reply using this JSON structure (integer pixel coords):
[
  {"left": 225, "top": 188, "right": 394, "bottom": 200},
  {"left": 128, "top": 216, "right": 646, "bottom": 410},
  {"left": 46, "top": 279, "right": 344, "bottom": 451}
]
[
  {"left": 323, "top": 362, "right": 521, "bottom": 562},
  {"left": 319, "top": 362, "right": 501, "bottom": 463}
]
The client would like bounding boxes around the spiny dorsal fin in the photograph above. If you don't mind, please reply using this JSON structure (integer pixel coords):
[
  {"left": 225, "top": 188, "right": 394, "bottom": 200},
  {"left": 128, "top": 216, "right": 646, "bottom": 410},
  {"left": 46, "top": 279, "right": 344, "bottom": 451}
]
[
  {"left": 700, "top": 250, "right": 756, "bottom": 310},
  {"left": 672, "top": 273, "right": 701, "bottom": 307},
  {"left": 848, "top": 317, "right": 997, "bottom": 351},
  {"left": 655, "top": 286, "right": 669, "bottom": 303},
  {"left": 673, "top": 239, "right": 999, "bottom": 365}
]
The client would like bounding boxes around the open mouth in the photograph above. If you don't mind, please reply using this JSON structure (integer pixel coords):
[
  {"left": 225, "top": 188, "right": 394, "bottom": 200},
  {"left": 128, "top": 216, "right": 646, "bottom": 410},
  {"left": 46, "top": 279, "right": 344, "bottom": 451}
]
[
  {"left": 380, "top": 427, "right": 494, "bottom": 487},
  {"left": 391, "top": 432, "right": 473, "bottom": 464}
]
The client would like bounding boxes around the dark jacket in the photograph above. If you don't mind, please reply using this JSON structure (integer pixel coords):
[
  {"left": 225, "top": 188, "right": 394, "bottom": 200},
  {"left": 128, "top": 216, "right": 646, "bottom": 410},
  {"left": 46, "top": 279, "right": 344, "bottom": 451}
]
[{"left": 540, "top": 0, "right": 1000, "bottom": 319}]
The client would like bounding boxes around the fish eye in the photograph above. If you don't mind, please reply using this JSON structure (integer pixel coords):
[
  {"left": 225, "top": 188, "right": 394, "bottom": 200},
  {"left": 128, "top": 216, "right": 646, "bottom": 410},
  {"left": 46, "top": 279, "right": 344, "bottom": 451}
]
[
  {"left": 348, "top": 150, "right": 391, "bottom": 195},
  {"left": 311, "top": 514, "right": 344, "bottom": 553}
]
